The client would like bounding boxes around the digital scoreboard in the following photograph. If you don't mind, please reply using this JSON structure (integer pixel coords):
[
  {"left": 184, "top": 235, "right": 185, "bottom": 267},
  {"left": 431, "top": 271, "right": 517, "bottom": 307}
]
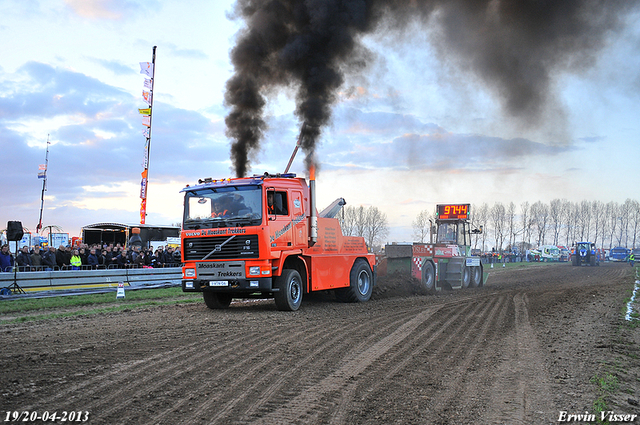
[{"left": 436, "top": 204, "right": 470, "bottom": 220}]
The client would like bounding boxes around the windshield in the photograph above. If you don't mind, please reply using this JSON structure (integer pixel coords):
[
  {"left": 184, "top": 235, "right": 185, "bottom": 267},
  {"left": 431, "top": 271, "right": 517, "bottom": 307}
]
[
  {"left": 183, "top": 185, "right": 262, "bottom": 229},
  {"left": 437, "top": 222, "right": 458, "bottom": 244}
]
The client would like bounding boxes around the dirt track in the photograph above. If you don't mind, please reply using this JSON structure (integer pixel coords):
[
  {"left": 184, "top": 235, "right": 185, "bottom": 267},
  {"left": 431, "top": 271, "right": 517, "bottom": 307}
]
[{"left": 1, "top": 262, "right": 639, "bottom": 424}]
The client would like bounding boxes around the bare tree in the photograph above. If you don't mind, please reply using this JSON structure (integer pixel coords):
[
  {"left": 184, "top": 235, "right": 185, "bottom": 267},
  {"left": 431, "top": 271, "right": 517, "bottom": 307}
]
[
  {"left": 606, "top": 201, "right": 619, "bottom": 249},
  {"left": 520, "top": 201, "right": 531, "bottom": 249},
  {"left": 490, "top": 203, "right": 506, "bottom": 251},
  {"left": 629, "top": 199, "right": 640, "bottom": 248},
  {"left": 530, "top": 201, "right": 549, "bottom": 246},
  {"left": 549, "top": 199, "right": 563, "bottom": 245},
  {"left": 576, "top": 200, "right": 592, "bottom": 242},
  {"left": 473, "top": 203, "right": 489, "bottom": 251},
  {"left": 338, "top": 205, "right": 357, "bottom": 236},
  {"left": 506, "top": 202, "right": 517, "bottom": 250},
  {"left": 591, "top": 200, "right": 605, "bottom": 248},
  {"left": 365, "top": 206, "right": 389, "bottom": 250},
  {"left": 565, "top": 202, "right": 580, "bottom": 246},
  {"left": 355, "top": 206, "right": 367, "bottom": 238},
  {"left": 620, "top": 199, "right": 634, "bottom": 248},
  {"left": 412, "top": 209, "right": 433, "bottom": 243}
]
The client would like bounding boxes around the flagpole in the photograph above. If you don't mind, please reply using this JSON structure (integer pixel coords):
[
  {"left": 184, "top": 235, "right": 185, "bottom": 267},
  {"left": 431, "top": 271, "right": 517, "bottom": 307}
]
[
  {"left": 145, "top": 46, "right": 156, "bottom": 222},
  {"left": 139, "top": 46, "right": 156, "bottom": 225},
  {"left": 36, "top": 135, "right": 50, "bottom": 233}
]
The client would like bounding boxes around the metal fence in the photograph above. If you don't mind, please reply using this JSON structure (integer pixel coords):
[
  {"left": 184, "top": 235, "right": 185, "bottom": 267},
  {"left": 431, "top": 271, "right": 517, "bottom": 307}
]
[{"left": 0, "top": 266, "right": 182, "bottom": 295}]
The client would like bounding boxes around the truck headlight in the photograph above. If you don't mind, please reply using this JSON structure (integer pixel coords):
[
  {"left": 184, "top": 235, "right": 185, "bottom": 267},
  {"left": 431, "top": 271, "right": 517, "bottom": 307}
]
[
  {"left": 184, "top": 268, "right": 196, "bottom": 278},
  {"left": 249, "top": 266, "right": 260, "bottom": 276}
]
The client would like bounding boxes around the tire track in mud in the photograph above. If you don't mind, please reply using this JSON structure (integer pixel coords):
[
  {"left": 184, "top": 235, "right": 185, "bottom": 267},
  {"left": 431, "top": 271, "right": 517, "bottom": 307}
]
[
  {"left": 175, "top": 304, "right": 434, "bottom": 425},
  {"left": 25, "top": 324, "right": 287, "bottom": 418},
  {"left": 485, "top": 291, "right": 556, "bottom": 424},
  {"left": 325, "top": 295, "right": 509, "bottom": 424},
  {"left": 245, "top": 301, "right": 477, "bottom": 425},
  {"left": 93, "top": 324, "right": 325, "bottom": 423}
]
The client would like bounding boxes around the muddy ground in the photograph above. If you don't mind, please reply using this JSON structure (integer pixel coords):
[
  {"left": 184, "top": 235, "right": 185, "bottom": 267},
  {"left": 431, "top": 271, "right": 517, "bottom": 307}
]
[{"left": 1, "top": 262, "right": 638, "bottom": 424}]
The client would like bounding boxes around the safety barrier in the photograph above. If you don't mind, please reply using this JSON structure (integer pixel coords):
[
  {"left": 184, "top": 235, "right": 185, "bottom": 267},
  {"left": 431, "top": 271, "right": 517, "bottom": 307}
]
[{"left": 0, "top": 267, "right": 182, "bottom": 294}]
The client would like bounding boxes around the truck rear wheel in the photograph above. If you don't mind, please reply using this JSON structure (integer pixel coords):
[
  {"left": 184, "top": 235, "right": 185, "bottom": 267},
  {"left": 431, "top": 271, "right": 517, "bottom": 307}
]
[
  {"left": 336, "top": 259, "right": 373, "bottom": 303},
  {"left": 421, "top": 261, "right": 436, "bottom": 294},
  {"left": 203, "top": 292, "right": 233, "bottom": 309},
  {"left": 274, "top": 269, "right": 303, "bottom": 311}
]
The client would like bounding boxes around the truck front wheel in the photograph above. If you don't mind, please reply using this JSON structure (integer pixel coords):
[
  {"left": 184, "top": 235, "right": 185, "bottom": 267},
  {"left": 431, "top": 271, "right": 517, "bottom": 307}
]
[
  {"left": 274, "top": 269, "right": 303, "bottom": 311},
  {"left": 203, "top": 291, "right": 233, "bottom": 309}
]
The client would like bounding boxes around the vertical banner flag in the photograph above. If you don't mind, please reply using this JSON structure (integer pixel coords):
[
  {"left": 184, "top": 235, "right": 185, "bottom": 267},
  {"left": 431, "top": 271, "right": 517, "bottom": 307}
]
[
  {"left": 138, "top": 47, "right": 156, "bottom": 225},
  {"left": 139, "top": 62, "right": 153, "bottom": 77},
  {"left": 38, "top": 164, "right": 47, "bottom": 179}
]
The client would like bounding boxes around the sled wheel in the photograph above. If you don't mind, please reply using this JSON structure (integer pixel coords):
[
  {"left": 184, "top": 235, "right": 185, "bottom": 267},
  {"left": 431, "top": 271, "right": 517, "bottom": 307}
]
[
  {"left": 462, "top": 266, "right": 471, "bottom": 289},
  {"left": 422, "top": 261, "right": 436, "bottom": 294},
  {"left": 470, "top": 266, "right": 482, "bottom": 288}
]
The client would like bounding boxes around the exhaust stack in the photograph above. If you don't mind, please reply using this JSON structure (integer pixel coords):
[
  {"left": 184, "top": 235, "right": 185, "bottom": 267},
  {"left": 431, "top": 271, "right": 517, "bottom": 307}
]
[{"left": 309, "top": 164, "right": 317, "bottom": 247}]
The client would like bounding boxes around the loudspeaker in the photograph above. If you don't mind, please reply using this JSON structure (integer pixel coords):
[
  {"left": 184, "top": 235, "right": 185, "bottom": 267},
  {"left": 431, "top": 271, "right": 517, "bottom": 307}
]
[{"left": 7, "top": 221, "right": 24, "bottom": 241}]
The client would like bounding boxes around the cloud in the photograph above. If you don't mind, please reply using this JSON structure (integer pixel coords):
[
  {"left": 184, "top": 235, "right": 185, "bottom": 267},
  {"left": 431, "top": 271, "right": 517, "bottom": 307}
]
[
  {"left": 320, "top": 107, "right": 574, "bottom": 172},
  {"left": 64, "top": 0, "right": 159, "bottom": 20},
  {"left": 0, "top": 62, "right": 228, "bottom": 235}
]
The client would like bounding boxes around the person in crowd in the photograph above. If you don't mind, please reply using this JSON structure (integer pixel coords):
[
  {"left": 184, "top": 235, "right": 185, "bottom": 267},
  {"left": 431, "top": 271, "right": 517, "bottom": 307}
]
[
  {"left": 16, "top": 246, "right": 33, "bottom": 271},
  {"left": 133, "top": 250, "right": 145, "bottom": 267},
  {"left": 41, "top": 246, "right": 56, "bottom": 270},
  {"left": 31, "top": 245, "right": 43, "bottom": 271},
  {"left": 87, "top": 248, "right": 99, "bottom": 269},
  {"left": 103, "top": 246, "right": 114, "bottom": 268},
  {"left": 163, "top": 247, "right": 177, "bottom": 267},
  {"left": 152, "top": 249, "right": 163, "bottom": 267},
  {"left": 70, "top": 249, "right": 82, "bottom": 270},
  {"left": 0, "top": 244, "right": 14, "bottom": 272},
  {"left": 128, "top": 246, "right": 140, "bottom": 264},
  {"left": 56, "top": 245, "right": 68, "bottom": 269},
  {"left": 116, "top": 248, "right": 130, "bottom": 268},
  {"left": 78, "top": 247, "right": 88, "bottom": 266}
]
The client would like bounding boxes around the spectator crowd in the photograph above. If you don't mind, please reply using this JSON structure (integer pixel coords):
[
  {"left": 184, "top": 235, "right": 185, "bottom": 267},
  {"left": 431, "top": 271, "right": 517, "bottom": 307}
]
[{"left": 0, "top": 243, "right": 181, "bottom": 272}]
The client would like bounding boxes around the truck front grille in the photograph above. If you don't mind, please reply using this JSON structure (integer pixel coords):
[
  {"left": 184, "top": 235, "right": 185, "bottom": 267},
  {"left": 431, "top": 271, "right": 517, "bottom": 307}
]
[{"left": 183, "top": 235, "right": 259, "bottom": 261}]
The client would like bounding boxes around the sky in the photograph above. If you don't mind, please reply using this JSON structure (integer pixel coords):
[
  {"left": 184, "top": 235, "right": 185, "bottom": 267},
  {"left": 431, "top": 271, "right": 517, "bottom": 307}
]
[{"left": 1, "top": 0, "right": 639, "bottom": 244}]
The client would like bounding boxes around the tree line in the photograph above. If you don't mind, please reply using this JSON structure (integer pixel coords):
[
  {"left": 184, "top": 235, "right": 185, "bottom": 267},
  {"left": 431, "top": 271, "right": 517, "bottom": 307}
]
[
  {"left": 411, "top": 199, "right": 640, "bottom": 252},
  {"left": 338, "top": 199, "right": 640, "bottom": 253}
]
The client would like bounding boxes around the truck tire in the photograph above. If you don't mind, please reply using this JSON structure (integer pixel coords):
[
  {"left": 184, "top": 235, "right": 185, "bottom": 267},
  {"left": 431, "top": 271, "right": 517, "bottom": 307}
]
[
  {"left": 421, "top": 261, "right": 436, "bottom": 294},
  {"left": 470, "top": 266, "right": 482, "bottom": 288},
  {"left": 274, "top": 269, "right": 303, "bottom": 311},
  {"left": 336, "top": 259, "right": 373, "bottom": 303},
  {"left": 571, "top": 256, "right": 578, "bottom": 266},
  {"left": 590, "top": 255, "right": 596, "bottom": 267},
  {"left": 462, "top": 266, "right": 471, "bottom": 289},
  {"left": 203, "top": 291, "right": 233, "bottom": 309}
]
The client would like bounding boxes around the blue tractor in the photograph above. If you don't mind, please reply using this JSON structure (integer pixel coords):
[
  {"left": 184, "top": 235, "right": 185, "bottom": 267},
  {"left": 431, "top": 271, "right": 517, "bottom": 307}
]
[{"left": 571, "top": 242, "right": 599, "bottom": 266}]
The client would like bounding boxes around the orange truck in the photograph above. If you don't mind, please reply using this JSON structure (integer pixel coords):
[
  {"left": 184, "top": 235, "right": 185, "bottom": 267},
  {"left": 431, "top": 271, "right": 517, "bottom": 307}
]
[{"left": 180, "top": 167, "right": 376, "bottom": 311}]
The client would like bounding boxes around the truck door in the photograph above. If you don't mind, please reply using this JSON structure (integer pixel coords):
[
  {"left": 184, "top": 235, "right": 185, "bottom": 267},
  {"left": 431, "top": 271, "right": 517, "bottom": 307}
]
[
  {"left": 291, "top": 190, "right": 307, "bottom": 247},
  {"left": 267, "top": 188, "right": 293, "bottom": 249}
]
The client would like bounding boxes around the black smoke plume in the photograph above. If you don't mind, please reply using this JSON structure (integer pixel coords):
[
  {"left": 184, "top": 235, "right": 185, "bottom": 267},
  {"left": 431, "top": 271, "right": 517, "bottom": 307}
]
[{"left": 225, "top": 0, "right": 636, "bottom": 177}]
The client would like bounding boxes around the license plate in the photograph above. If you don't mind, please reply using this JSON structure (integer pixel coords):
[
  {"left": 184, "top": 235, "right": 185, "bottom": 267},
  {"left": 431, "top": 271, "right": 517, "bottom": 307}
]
[{"left": 209, "top": 281, "right": 228, "bottom": 287}]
